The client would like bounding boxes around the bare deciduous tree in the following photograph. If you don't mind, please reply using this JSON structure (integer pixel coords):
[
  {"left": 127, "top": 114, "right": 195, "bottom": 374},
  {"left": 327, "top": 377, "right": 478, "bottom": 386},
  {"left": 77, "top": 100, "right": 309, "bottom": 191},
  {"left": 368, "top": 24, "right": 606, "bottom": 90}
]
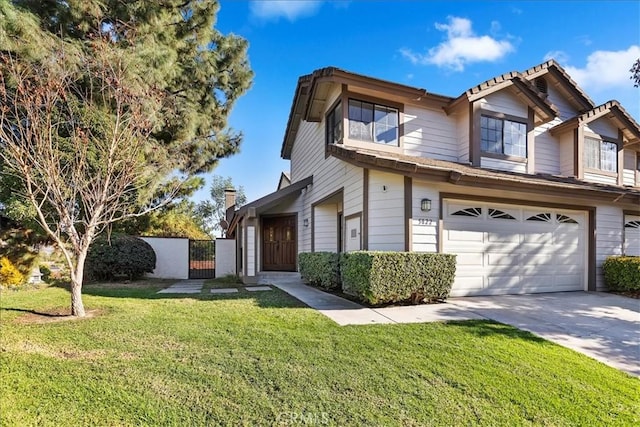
[{"left": 0, "top": 41, "right": 179, "bottom": 316}]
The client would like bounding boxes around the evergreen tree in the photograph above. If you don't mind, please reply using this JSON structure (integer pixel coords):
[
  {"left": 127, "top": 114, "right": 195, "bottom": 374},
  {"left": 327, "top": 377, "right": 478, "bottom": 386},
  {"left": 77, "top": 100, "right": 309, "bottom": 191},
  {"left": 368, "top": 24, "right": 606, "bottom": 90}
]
[{"left": 0, "top": 1, "right": 252, "bottom": 316}]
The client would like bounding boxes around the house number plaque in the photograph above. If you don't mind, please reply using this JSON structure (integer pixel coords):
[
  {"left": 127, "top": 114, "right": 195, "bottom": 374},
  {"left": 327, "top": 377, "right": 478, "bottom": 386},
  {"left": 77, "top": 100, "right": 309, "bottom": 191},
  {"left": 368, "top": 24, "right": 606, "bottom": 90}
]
[{"left": 417, "top": 218, "right": 434, "bottom": 226}]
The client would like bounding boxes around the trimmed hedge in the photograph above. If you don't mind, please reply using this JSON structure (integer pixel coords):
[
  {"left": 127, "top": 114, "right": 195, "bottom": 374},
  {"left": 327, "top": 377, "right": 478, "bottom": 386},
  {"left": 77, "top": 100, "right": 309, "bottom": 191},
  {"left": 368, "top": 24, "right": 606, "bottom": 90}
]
[
  {"left": 298, "top": 252, "right": 340, "bottom": 290},
  {"left": 86, "top": 235, "right": 156, "bottom": 281},
  {"left": 602, "top": 256, "right": 640, "bottom": 291},
  {"left": 341, "top": 251, "right": 456, "bottom": 305}
]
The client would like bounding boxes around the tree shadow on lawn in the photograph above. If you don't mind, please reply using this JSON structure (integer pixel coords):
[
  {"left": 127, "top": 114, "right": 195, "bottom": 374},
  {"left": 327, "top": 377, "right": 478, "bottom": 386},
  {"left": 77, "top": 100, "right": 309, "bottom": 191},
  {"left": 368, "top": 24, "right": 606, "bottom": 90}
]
[
  {"left": 45, "top": 279, "right": 308, "bottom": 310},
  {"left": 445, "top": 319, "right": 550, "bottom": 344}
]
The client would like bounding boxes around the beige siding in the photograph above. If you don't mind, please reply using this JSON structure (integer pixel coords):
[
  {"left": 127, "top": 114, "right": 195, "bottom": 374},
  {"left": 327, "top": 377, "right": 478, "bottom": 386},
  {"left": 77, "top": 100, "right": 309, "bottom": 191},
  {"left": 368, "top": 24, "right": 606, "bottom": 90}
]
[
  {"left": 411, "top": 180, "right": 440, "bottom": 252},
  {"left": 546, "top": 86, "right": 578, "bottom": 121},
  {"left": 479, "top": 90, "right": 528, "bottom": 118},
  {"left": 288, "top": 84, "right": 366, "bottom": 254},
  {"left": 595, "top": 205, "right": 623, "bottom": 290},
  {"left": 585, "top": 117, "right": 618, "bottom": 139},
  {"left": 584, "top": 171, "right": 617, "bottom": 185},
  {"left": 559, "top": 131, "right": 575, "bottom": 176},
  {"left": 622, "top": 150, "right": 637, "bottom": 186},
  {"left": 534, "top": 118, "right": 562, "bottom": 175},
  {"left": 314, "top": 203, "right": 338, "bottom": 251},
  {"left": 455, "top": 107, "right": 470, "bottom": 163},
  {"left": 246, "top": 226, "right": 256, "bottom": 277},
  {"left": 368, "top": 170, "right": 404, "bottom": 251},
  {"left": 403, "top": 106, "right": 458, "bottom": 161},
  {"left": 480, "top": 157, "right": 527, "bottom": 173}
]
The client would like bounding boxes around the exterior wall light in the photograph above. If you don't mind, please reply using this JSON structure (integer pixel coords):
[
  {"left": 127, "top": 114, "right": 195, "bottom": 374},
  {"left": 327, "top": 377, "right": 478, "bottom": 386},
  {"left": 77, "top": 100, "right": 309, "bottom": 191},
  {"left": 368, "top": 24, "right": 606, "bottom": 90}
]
[
  {"left": 420, "top": 199, "right": 432, "bottom": 212},
  {"left": 303, "top": 218, "right": 309, "bottom": 227}
]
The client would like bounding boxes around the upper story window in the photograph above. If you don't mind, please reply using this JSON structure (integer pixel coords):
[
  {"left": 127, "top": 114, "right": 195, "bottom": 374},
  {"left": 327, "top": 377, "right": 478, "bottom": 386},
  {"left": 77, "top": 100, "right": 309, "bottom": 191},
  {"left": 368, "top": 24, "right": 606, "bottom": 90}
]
[
  {"left": 481, "top": 115, "right": 527, "bottom": 158},
  {"left": 348, "top": 99, "right": 399, "bottom": 146},
  {"left": 585, "top": 137, "right": 617, "bottom": 173},
  {"left": 326, "top": 101, "right": 343, "bottom": 145}
]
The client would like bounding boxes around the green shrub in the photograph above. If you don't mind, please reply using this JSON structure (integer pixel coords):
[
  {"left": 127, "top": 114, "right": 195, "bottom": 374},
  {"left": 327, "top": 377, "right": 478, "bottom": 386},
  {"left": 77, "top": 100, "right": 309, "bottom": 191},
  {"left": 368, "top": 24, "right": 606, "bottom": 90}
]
[
  {"left": 340, "top": 251, "right": 456, "bottom": 305},
  {"left": 602, "top": 256, "right": 640, "bottom": 291},
  {"left": 0, "top": 256, "right": 24, "bottom": 287},
  {"left": 298, "top": 252, "right": 341, "bottom": 290},
  {"left": 85, "top": 235, "right": 156, "bottom": 281}
]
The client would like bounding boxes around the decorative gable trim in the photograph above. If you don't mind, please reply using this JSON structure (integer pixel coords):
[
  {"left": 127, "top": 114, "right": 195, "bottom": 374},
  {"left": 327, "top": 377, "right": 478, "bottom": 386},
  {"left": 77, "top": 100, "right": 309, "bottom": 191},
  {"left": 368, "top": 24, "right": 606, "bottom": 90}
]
[
  {"left": 549, "top": 101, "right": 640, "bottom": 145},
  {"left": 520, "top": 59, "right": 595, "bottom": 111}
]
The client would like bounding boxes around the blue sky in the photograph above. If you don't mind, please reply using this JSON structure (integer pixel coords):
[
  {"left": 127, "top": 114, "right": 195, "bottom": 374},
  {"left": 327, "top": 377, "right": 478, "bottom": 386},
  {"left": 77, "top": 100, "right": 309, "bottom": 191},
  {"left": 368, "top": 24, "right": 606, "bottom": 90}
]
[{"left": 192, "top": 0, "right": 640, "bottom": 204}]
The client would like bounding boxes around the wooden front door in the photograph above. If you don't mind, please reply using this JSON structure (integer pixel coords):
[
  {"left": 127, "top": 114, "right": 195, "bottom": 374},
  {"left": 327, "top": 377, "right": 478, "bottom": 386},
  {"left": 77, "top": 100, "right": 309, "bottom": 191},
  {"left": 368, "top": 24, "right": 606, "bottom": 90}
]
[{"left": 262, "top": 215, "right": 297, "bottom": 271}]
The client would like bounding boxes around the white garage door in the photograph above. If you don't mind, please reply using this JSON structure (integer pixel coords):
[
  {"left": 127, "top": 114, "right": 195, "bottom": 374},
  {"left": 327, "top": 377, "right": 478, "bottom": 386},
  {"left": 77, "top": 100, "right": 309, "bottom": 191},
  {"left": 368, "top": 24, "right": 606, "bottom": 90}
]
[
  {"left": 624, "top": 215, "right": 640, "bottom": 256},
  {"left": 443, "top": 200, "right": 586, "bottom": 296}
]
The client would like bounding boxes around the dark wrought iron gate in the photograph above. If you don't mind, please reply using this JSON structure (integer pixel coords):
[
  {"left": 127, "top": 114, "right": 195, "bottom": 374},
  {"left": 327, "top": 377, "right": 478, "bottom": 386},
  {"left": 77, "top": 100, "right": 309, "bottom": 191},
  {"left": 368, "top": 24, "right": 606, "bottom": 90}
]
[{"left": 189, "top": 240, "right": 215, "bottom": 279}]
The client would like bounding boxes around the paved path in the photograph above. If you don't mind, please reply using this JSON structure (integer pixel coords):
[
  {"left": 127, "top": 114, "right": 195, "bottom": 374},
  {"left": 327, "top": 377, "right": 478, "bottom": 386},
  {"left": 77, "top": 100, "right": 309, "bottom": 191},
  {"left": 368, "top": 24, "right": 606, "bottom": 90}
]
[
  {"left": 271, "top": 282, "right": 484, "bottom": 325},
  {"left": 157, "top": 280, "right": 204, "bottom": 294}
]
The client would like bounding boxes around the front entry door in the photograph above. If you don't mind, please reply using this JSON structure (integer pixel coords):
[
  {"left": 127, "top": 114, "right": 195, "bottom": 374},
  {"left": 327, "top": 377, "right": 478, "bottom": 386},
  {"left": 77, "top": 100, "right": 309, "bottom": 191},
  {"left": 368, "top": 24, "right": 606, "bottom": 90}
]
[{"left": 262, "top": 215, "right": 297, "bottom": 271}]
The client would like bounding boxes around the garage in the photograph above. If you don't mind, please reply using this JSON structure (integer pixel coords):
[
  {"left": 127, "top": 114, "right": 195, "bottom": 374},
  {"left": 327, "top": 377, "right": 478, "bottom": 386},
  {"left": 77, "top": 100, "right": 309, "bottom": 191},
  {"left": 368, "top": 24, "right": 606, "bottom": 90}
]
[
  {"left": 624, "top": 214, "right": 640, "bottom": 256},
  {"left": 442, "top": 199, "right": 587, "bottom": 296}
]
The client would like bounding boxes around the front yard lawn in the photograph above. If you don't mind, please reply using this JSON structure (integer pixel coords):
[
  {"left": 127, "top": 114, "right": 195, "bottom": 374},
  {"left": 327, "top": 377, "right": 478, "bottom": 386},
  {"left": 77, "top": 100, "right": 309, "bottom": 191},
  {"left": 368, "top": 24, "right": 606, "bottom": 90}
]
[{"left": 1, "top": 281, "right": 638, "bottom": 426}]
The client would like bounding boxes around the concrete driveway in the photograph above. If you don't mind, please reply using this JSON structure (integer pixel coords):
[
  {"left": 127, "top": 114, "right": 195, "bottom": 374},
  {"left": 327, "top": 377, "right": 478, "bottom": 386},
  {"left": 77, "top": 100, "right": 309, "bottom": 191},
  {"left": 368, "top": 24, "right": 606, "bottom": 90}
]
[{"left": 447, "top": 292, "right": 640, "bottom": 377}]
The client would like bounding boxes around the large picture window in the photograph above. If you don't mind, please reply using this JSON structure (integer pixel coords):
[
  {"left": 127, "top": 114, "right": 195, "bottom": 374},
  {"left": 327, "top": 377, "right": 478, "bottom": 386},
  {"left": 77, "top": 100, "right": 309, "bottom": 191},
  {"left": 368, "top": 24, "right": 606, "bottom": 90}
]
[
  {"left": 348, "top": 99, "right": 399, "bottom": 146},
  {"left": 585, "top": 137, "right": 617, "bottom": 173},
  {"left": 481, "top": 115, "right": 527, "bottom": 158}
]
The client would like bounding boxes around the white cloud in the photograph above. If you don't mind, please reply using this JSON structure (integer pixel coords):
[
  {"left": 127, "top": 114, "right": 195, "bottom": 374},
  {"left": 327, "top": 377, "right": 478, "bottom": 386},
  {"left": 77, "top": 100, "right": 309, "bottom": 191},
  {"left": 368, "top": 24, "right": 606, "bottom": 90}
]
[
  {"left": 564, "top": 45, "right": 640, "bottom": 91},
  {"left": 249, "top": 1, "right": 323, "bottom": 22},
  {"left": 400, "top": 17, "right": 514, "bottom": 71},
  {"left": 543, "top": 50, "right": 569, "bottom": 64}
]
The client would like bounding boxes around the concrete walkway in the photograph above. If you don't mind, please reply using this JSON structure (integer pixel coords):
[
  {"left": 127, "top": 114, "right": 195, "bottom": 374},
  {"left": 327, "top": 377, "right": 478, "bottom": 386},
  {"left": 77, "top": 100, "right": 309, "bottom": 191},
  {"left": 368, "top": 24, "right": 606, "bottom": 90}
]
[
  {"left": 157, "top": 279, "right": 204, "bottom": 294},
  {"left": 271, "top": 282, "right": 484, "bottom": 325}
]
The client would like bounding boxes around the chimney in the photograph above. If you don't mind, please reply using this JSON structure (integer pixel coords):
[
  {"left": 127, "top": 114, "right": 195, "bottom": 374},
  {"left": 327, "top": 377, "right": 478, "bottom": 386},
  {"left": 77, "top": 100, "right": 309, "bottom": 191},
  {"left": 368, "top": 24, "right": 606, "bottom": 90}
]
[{"left": 224, "top": 187, "right": 237, "bottom": 211}]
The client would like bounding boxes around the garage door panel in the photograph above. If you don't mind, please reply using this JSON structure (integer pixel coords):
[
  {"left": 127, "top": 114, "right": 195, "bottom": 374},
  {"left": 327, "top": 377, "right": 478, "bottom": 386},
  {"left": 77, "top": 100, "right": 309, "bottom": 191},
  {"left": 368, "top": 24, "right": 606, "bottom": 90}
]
[
  {"left": 446, "top": 229, "right": 484, "bottom": 242},
  {"left": 522, "top": 232, "right": 553, "bottom": 244},
  {"left": 444, "top": 200, "right": 586, "bottom": 296},
  {"left": 624, "top": 215, "right": 640, "bottom": 256},
  {"left": 486, "top": 253, "right": 520, "bottom": 266},
  {"left": 555, "top": 274, "right": 582, "bottom": 286},
  {"left": 456, "top": 253, "right": 484, "bottom": 266},
  {"left": 487, "top": 233, "right": 521, "bottom": 243},
  {"left": 486, "top": 275, "right": 521, "bottom": 288}
]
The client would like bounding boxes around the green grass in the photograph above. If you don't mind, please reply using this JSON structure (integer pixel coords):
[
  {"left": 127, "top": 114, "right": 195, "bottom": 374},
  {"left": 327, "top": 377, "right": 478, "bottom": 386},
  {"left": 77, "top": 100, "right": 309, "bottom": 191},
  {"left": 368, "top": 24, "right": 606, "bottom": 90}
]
[{"left": 1, "top": 282, "right": 638, "bottom": 426}]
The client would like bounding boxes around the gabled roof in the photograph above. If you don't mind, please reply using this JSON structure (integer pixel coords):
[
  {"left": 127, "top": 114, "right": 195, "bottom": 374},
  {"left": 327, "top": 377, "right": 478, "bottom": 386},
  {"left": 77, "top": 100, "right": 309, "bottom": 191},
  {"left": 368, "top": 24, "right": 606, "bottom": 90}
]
[
  {"left": 549, "top": 100, "right": 640, "bottom": 145},
  {"left": 277, "top": 172, "right": 291, "bottom": 190},
  {"left": 446, "top": 71, "right": 559, "bottom": 125},
  {"left": 227, "top": 175, "right": 313, "bottom": 235},
  {"left": 327, "top": 144, "right": 640, "bottom": 203},
  {"left": 520, "top": 59, "right": 594, "bottom": 110},
  {"left": 446, "top": 60, "right": 596, "bottom": 120},
  {"left": 281, "top": 67, "right": 452, "bottom": 160}
]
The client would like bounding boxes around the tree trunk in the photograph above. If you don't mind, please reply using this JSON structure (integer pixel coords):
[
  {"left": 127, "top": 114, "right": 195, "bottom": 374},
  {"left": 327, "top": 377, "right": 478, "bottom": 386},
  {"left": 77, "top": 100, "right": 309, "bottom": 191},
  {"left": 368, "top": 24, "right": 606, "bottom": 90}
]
[
  {"left": 70, "top": 251, "right": 87, "bottom": 317},
  {"left": 70, "top": 279, "right": 85, "bottom": 317}
]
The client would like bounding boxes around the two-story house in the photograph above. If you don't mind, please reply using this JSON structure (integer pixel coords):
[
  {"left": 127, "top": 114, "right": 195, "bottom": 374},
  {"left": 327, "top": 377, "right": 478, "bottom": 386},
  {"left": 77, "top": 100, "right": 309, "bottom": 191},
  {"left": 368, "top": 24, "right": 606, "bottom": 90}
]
[{"left": 226, "top": 60, "right": 640, "bottom": 296}]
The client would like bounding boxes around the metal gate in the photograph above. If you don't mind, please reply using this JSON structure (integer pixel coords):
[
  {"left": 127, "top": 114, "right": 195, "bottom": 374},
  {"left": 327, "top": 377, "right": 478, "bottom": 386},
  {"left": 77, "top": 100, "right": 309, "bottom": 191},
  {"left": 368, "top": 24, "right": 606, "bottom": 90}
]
[{"left": 189, "top": 240, "right": 215, "bottom": 279}]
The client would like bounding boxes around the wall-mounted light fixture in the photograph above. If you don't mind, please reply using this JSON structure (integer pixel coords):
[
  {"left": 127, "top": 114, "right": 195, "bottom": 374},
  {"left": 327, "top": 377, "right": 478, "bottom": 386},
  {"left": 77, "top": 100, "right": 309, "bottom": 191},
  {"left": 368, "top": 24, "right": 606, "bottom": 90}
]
[
  {"left": 420, "top": 198, "right": 432, "bottom": 212},
  {"left": 303, "top": 218, "right": 309, "bottom": 227}
]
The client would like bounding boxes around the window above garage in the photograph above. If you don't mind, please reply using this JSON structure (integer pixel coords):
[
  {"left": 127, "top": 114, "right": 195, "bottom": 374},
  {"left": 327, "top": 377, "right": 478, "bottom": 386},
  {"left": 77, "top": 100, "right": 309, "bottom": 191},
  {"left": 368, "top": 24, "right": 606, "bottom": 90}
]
[
  {"left": 584, "top": 137, "right": 618, "bottom": 173},
  {"left": 481, "top": 115, "right": 527, "bottom": 158}
]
